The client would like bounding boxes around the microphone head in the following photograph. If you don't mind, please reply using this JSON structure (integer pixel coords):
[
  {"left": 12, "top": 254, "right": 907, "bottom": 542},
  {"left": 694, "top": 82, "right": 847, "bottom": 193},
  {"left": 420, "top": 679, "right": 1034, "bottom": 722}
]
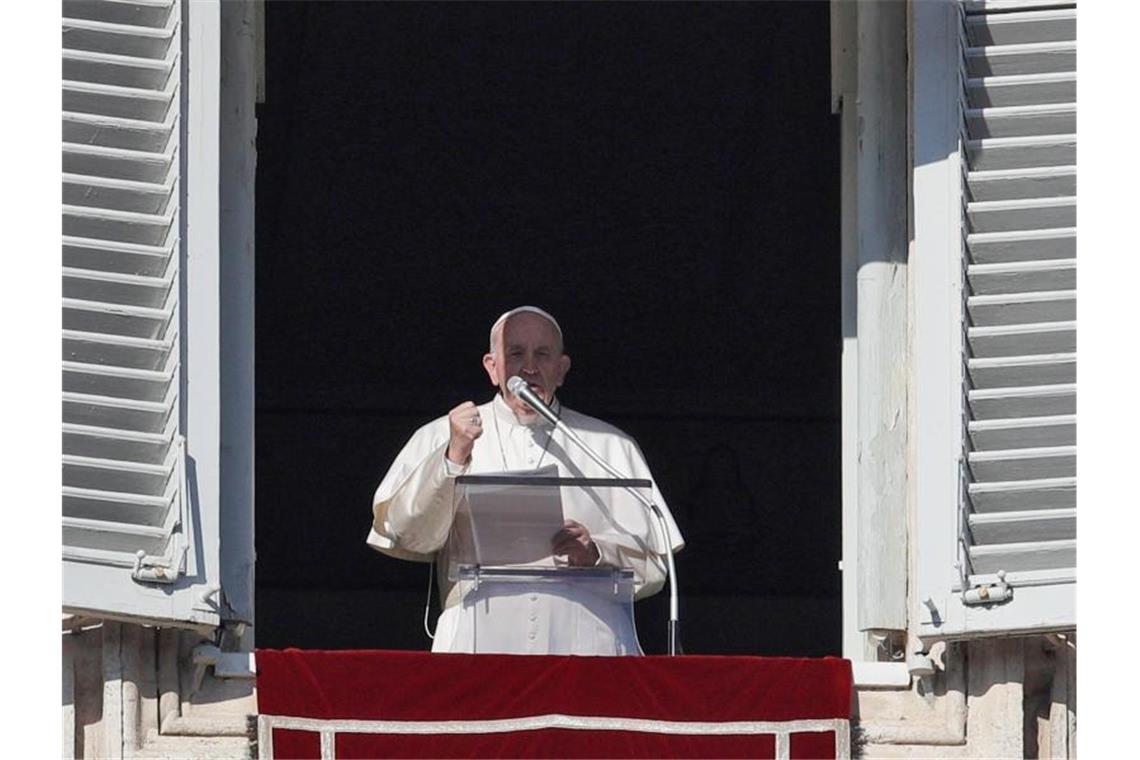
[
  {"left": 506, "top": 374, "right": 558, "bottom": 424},
  {"left": 506, "top": 375, "right": 529, "bottom": 396}
]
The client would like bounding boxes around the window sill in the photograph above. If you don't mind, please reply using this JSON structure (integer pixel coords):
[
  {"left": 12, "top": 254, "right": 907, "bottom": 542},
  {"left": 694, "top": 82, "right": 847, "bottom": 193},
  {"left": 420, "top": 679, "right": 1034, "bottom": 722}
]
[{"left": 852, "top": 662, "right": 911, "bottom": 689}]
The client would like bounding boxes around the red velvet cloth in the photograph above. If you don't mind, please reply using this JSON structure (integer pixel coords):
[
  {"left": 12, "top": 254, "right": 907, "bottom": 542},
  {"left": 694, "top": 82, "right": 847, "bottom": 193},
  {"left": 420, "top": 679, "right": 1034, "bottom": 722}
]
[{"left": 256, "top": 649, "right": 852, "bottom": 759}]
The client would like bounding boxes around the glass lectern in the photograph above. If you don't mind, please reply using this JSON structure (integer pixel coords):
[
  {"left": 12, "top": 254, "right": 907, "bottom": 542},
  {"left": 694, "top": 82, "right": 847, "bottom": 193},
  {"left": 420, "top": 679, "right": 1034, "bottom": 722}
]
[{"left": 446, "top": 471, "right": 657, "bottom": 656}]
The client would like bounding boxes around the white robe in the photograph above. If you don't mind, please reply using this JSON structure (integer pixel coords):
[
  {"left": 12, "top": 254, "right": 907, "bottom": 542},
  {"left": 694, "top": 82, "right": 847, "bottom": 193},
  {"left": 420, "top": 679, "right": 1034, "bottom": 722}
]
[{"left": 368, "top": 394, "right": 684, "bottom": 655}]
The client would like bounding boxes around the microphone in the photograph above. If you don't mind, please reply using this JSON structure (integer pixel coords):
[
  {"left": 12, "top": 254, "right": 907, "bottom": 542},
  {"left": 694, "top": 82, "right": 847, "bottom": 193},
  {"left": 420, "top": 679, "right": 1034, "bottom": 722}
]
[
  {"left": 506, "top": 376, "right": 561, "bottom": 426},
  {"left": 507, "top": 373, "right": 683, "bottom": 655}
]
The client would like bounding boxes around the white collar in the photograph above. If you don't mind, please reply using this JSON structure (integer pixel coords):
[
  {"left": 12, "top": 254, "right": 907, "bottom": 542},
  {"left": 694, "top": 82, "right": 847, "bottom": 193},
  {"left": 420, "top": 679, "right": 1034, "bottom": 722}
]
[{"left": 491, "top": 392, "right": 560, "bottom": 428}]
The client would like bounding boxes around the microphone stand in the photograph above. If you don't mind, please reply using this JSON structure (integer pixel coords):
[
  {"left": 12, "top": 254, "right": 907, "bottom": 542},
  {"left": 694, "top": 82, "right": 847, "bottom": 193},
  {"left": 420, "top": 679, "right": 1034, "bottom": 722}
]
[{"left": 510, "top": 380, "right": 681, "bottom": 655}]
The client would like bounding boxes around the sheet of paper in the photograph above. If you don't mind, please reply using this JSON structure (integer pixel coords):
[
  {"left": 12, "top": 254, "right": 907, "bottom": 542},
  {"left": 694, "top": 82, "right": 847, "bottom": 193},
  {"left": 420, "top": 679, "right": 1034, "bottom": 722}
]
[{"left": 456, "top": 465, "right": 565, "bottom": 567}]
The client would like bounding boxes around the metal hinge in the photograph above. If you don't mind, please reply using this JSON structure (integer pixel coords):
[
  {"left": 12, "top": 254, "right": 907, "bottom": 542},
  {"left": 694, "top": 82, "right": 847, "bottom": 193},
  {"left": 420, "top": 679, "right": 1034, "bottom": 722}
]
[
  {"left": 131, "top": 547, "right": 186, "bottom": 584},
  {"left": 961, "top": 569, "right": 1013, "bottom": 605}
]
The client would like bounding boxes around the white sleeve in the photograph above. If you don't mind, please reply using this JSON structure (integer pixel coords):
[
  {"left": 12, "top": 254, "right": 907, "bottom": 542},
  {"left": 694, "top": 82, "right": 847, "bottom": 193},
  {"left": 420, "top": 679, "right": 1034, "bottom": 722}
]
[
  {"left": 589, "top": 436, "right": 683, "bottom": 600},
  {"left": 368, "top": 420, "right": 464, "bottom": 560}
]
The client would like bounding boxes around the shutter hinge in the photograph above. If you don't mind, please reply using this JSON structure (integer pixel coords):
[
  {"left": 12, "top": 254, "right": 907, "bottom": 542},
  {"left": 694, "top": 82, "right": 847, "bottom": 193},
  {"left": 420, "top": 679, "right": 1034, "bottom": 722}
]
[
  {"left": 131, "top": 544, "right": 188, "bottom": 584},
  {"left": 961, "top": 569, "right": 1013, "bottom": 606}
]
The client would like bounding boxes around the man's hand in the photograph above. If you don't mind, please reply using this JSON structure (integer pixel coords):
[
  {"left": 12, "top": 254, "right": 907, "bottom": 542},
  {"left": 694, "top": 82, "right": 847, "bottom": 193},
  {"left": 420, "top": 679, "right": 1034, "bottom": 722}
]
[
  {"left": 446, "top": 401, "right": 483, "bottom": 465},
  {"left": 552, "top": 519, "right": 600, "bottom": 567}
]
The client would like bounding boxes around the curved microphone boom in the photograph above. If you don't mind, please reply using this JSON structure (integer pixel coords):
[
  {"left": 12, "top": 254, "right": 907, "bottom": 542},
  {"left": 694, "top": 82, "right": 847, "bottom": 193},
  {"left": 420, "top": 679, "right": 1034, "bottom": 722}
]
[{"left": 506, "top": 374, "right": 683, "bottom": 655}]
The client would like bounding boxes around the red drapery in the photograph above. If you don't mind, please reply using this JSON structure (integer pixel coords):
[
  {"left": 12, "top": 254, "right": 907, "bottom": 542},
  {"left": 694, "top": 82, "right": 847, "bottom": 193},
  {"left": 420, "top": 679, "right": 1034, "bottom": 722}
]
[{"left": 256, "top": 649, "right": 852, "bottom": 759}]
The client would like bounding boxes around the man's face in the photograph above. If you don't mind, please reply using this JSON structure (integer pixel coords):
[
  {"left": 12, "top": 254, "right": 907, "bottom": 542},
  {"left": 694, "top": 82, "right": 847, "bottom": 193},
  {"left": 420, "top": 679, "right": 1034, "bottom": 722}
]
[{"left": 483, "top": 312, "right": 571, "bottom": 421}]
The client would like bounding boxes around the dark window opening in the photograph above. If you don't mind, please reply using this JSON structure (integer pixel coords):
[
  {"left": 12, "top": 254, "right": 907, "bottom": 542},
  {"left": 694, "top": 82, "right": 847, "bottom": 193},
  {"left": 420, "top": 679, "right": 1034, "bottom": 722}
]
[{"left": 255, "top": 1, "right": 841, "bottom": 656}]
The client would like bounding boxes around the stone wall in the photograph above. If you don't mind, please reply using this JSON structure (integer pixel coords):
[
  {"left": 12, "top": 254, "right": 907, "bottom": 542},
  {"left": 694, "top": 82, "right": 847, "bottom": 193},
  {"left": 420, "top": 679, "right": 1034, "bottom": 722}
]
[
  {"left": 854, "top": 635, "right": 1076, "bottom": 758},
  {"left": 63, "top": 621, "right": 256, "bottom": 759}
]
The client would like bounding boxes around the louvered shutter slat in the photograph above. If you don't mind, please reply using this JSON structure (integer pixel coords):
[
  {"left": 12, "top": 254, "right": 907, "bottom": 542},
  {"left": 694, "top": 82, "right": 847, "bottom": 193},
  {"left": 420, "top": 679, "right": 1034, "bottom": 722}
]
[
  {"left": 64, "top": 267, "right": 175, "bottom": 307},
  {"left": 62, "top": 145, "right": 176, "bottom": 184},
  {"left": 63, "top": 298, "right": 174, "bottom": 339},
  {"left": 967, "top": 290, "right": 1075, "bottom": 325},
  {"left": 63, "top": 209, "right": 175, "bottom": 248},
  {"left": 968, "top": 383, "right": 1075, "bottom": 419},
  {"left": 961, "top": 0, "right": 1076, "bottom": 612},
  {"left": 966, "top": 321, "right": 1075, "bottom": 357},
  {"left": 966, "top": 135, "right": 1075, "bottom": 171},
  {"left": 967, "top": 228, "right": 1074, "bottom": 264},
  {"left": 968, "top": 262, "right": 1075, "bottom": 294},
  {"left": 62, "top": 0, "right": 188, "bottom": 603},
  {"left": 63, "top": 487, "right": 175, "bottom": 526},
  {"left": 63, "top": 176, "right": 174, "bottom": 215},
  {"left": 968, "top": 167, "right": 1075, "bottom": 201},
  {"left": 63, "top": 80, "right": 176, "bottom": 122},
  {"left": 966, "top": 72, "right": 1075, "bottom": 108},
  {"left": 967, "top": 197, "right": 1074, "bottom": 231},
  {"left": 963, "top": 1, "right": 1075, "bottom": 12},
  {"left": 968, "top": 414, "right": 1075, "bottom": 450},
  {"left": 62, "top": 0, "right": 176, "bottom": 29},
  {"left": 965, "top": 104, "right": 1075, "bottom": 138},
  {"left": 967, "top": 353, "right": 1075, "bottom": 389},
  {"left": 64, "top": 333, "right": 174, "bottom": 372},
  {"left": 63, "top": 391, "right": 174, "bottom": 432},
  {"left": 969, "top": 508, "right": 1075, "bottom": 543},
  {"left": 965, "top": 8, "right": 1076, "bottom": 45},
  {"left": 64, "top": 456, "right": 175, "bottom": 496},
  {"left": 63, "top": 49, "right": 176, "bottom": 90},
  {"left": 63, "top": 113, "right": 176, "bottom": 153},
  {"left": 63, "top": 236, "right": 174, "bottom": 278},
  {"left": 968, "top": 476, "right": 1075, "bottom": 512},
  {"left": 968, "top": 539, "right": 1075, "bottom": 575},
  {"left": 62, "top": 18, "right": 176, "bottom": 60},
  {"left": 968, "top": 446, "right": 1076, "bottom": 482},
  {"left": 63, "top": 424, "right": 175, "bottom": 464},
  {"left": 63, "top": 362, "right": 174, "bottom": 402},
  {"left": 64, "top": 517, "right": 171, "bottom": 555},
  {"left": 966, "top": 41, "right": 1075, "bottom": 77}
]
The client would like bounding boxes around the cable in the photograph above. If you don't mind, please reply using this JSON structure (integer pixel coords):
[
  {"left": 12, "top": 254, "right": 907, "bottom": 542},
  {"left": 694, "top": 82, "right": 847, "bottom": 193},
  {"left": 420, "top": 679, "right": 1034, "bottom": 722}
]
[{"left": 422, "top": 559, "right": 436, "bottom": 640}]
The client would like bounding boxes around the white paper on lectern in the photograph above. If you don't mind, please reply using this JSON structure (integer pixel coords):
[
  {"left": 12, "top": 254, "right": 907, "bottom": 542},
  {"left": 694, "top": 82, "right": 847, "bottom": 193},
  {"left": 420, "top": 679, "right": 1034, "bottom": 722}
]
[{"left": 457, "top": 465, "right": 565, "bottom": 568}]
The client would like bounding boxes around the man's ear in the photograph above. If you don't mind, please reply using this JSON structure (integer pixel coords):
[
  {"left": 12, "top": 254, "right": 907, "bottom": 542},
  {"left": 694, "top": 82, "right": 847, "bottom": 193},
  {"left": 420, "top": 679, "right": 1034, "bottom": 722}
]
[
  {"left": 482, "top": 353, "right": 499, "bottom": 386},
  {"left": 556, "top": 354, "right": 571, "bottom": 386}
]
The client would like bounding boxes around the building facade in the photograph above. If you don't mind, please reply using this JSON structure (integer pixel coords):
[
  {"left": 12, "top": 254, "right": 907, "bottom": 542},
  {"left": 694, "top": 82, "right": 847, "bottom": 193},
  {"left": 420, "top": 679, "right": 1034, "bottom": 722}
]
[{"left": 61, "top": 0, "right": 1076, "bottom": 756}]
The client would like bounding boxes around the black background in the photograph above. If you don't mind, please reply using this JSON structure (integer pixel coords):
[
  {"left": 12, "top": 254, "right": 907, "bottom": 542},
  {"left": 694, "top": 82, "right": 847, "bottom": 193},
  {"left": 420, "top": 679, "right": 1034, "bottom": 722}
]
[{"left": 255, "top": 0, "right": 841, "bottom": 656}]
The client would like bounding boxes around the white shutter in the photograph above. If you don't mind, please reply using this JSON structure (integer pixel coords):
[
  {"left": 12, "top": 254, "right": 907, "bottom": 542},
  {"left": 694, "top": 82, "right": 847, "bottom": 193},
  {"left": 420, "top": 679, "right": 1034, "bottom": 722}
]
[
  {"left": 954, "top": 1, "right": 1075, "bottom": 627},
  {"left": 62, "top": 0, "right": 216, "bottom": 627}
]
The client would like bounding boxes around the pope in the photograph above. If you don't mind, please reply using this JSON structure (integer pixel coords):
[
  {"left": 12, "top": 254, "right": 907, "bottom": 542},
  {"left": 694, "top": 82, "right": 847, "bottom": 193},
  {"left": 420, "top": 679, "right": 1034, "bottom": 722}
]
[{"left": 367, "top": 305, "right": 684, "bottom": 655}]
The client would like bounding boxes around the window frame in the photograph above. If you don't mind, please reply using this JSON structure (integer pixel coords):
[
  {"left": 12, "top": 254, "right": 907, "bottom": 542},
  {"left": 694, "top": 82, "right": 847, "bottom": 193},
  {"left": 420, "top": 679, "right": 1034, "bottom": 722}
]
[{"left": 834, "top": 0, "right": 913, "bottom": 684}]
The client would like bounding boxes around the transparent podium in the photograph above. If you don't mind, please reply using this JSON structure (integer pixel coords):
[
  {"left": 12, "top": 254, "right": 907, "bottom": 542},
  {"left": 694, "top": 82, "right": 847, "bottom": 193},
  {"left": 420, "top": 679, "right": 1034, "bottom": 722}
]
[{"left": 447, "top": 471, "right": 656, "bottom": 656}]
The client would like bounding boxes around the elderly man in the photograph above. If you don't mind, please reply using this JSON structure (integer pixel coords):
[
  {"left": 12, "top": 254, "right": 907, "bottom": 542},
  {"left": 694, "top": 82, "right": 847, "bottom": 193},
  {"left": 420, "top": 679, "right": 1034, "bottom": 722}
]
[{"left": 367, "top": 305, "right": 683, "bottom": 655}]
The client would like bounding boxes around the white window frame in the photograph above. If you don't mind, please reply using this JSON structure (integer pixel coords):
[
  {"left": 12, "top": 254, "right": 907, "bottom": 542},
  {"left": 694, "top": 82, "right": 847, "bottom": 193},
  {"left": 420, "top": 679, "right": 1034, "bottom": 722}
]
[
  {"left": 214, "top": 0, "right": 258, "bottom": 629},
  {"left": 834, "top": 0, "right": 913, "bottom": 687},
  {"left": 180, "top": 0, "right": 257, "bottom": 629},
  {"left": 179, "top": 0, "right": 226, "bottom": 628},
  {"left": 910, "top": 0, "right": 970, "bottom": 643}
]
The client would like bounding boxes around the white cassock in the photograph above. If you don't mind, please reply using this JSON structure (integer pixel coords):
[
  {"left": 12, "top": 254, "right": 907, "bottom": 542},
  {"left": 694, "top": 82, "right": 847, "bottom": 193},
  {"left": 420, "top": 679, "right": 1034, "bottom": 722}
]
[{"left": 368, "top": 393, "right": 684, "bottom": 656}]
